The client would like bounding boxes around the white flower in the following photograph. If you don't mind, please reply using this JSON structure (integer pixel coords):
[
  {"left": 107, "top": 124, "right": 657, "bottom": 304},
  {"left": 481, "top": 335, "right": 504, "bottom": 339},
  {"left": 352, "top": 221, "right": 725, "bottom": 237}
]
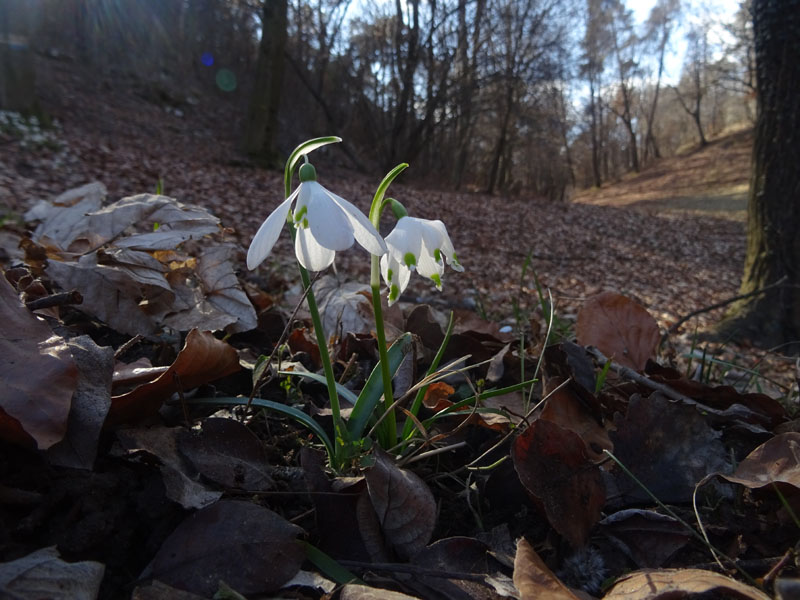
[
  {"left": 247, "top": 177, "right": 387, "bottom": 272},
  {"left": 380, "top": 216, "right": 463, "bottom": 304}
]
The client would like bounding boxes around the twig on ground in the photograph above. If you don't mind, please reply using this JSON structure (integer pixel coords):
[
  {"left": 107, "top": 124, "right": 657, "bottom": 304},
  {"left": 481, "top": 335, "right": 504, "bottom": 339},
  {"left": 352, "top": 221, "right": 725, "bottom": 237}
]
[
  {"left": 662, "top": 275, "right": 789, "bottom": 345},
  {"left": 585, "top": 346, "right": 769, "bottom": 426},
  {"left": 25, "top": 289, "right": 83, "bottom": 311},
  {"left": 337, "top": 561, "right": 487, "bottom": 582}
]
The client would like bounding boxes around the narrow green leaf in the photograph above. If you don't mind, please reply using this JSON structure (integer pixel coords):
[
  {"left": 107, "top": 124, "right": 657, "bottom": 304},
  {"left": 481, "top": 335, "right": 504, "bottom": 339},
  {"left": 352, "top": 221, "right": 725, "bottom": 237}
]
[
  {"left": 278, "top": 370, "right": 359, "bottom": 405},
  {"left": 284, "top": 136, "right": 342, "bottom": 196},
  {"left": 185, "top": 396, "right": 334, "bottom": 463},
  {"left": 368, "top": 163, "right": 408, "bottom": 224},
  {"left": 348, "top": 333, "right": 413, "bottom": 439},
  {"left": 300, "top": 541, "right": 363, "bottom": 585}
]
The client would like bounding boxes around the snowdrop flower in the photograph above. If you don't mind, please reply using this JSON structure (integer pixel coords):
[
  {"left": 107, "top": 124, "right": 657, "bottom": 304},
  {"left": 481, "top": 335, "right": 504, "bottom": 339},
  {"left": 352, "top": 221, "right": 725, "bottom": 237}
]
[
  {"left": 247, "top": 163, "right": 387, "bottom": 271},
  {"left": 380, "top": 216, "right": 463, "bottom": 304}
]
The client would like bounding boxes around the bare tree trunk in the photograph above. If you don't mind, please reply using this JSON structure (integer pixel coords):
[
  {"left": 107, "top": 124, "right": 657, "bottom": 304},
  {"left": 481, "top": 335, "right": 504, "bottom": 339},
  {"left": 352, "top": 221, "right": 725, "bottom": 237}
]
[
  {"left": 243, "top": 0, "right": 288, "bottom": 165},
  {"left": 0, "top": 0, "right": 37, "bottom": 112},
  {"left": 722, "top": 0, "right": 800, "bottom": 349}
]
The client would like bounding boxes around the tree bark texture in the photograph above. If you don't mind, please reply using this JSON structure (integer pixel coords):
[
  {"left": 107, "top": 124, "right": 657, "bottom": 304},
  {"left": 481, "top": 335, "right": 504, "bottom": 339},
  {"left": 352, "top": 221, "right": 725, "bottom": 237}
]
[
  {"left": 0, "top": 0, "right": 37, "bottom": 112},
  {"left": 725, "top": 0, "right": 800, "bottom": 349},
  {"left": 243, "top": 0, "right": 288, "bottom": 164}
]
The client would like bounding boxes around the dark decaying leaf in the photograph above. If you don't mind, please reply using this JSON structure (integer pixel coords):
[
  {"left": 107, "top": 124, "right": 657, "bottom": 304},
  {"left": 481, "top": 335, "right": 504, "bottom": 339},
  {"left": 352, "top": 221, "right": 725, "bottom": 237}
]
[
  {"left": 513, "top": 537, "right": 581, "bottom": 600},
  {"left": 599, "top": 509, "right": 691, "bottom": 568},
  {"left": 409, "top": 537, "right": 514, "bottom": 600},
  {"left": 177, "top": 417, "right": 275, "bottom": 491},
  {"left": 645, "top": 362, "right": 786, "bottom": 428},
  {"left": 0, "top": 276, "right": 77, "bottom": 449},
  {"left": 300, "top": 448, "right": 386, "bottom": 562},
  {"left": 603, "top": 568, "right": 771, "bottom": 600},
  {"left": 607, "top": 393, "right": 731, "bottom": 507},
  {"left": 46, "top": 335, "right": 114, "bottom": 469},
  {"left": 365, "top": 448, "right": 437, "bottom": 560},
  {"left": 117, "top": 425, "right": 222, "bottom": 509},
  {"left": 132, "top": 579, "right": 208, "bottom": 600},
  {"left": 718, "top": 432, "right": 800, "bottom": 490},
  {"left": 511, "top": 419, "right": 605, "bottom": 548},
  {"left": 106, "top": 329, "right": 240, "bottom": 427},
  {"left": 405, "top": 304, "right": 445, "bottom": 350},
  {"left": 144, "top": 500, "right": 304, "bottom": 597},
  {"left": 0, "top": 546, "right": 105, "bottom": 600},
  {"left": 540, "top": 379, "right": 612, "bottom": 462},
  {"left": 575, "top": 292, "right": 659, "bottom": 371}
]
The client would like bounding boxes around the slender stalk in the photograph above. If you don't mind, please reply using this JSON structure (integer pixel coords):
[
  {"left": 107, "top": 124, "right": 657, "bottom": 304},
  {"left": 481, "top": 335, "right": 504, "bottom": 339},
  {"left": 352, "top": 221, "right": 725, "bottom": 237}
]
[
  {"left": 283, "top": 138, "right": 349, "bottom": 468},
  {"left": 299, "top": 262, "right": 348, "bottom": 465},
  {"left": 370, "top": 265, "right": 396, "bottom": 448},
  {"left": 368, "top": 163, "right": 408, "bottom": 448}
]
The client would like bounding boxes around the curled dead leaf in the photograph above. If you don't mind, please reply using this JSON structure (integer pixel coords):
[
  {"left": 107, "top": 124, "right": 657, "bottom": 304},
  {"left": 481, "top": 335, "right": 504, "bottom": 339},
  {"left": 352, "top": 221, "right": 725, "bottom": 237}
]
[
  {"left": 365, "top": 449, "right": 437, "bottom": 560},
  {"left": 576, "top": 292, "right": 659, "bottom": 371},
  {"left": 603, "top": 568, "right": 771, "bottom": 600},
  {"left": 106, "top": 329, "right": 240, "bottom": 427}
]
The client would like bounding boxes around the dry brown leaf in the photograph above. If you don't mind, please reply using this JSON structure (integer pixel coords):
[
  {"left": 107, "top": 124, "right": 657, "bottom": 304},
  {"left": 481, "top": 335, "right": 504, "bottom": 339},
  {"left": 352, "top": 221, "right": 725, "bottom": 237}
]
[
  {"left": 365, "top": 448, "right": 437, "bottom": 560},
  {"left": 719, "top": 432, "right": 800, "bottom": 490},
  {"left": 540, "top": 382, "right": 612, "bottom": 462},
  {"left": 106, "top": 329, "right": 240, "bottom": 427},
  {"left": 603, "top": 568, "right": 771, "bottom": 599},
  {"left": 576, "top": 292, "right": 659, "bottom": 371},
  {"left": 513, "top": 537, "right": 581, "bottom": 600},
  {"left": 511, "top": 418, "right": 606, "bottom": 548},
  {"left": 117, "top": 425, "right": 223, "bottom": 509},
  {"left": 0, "top": 277, "right": 77, "bottom": 449}
]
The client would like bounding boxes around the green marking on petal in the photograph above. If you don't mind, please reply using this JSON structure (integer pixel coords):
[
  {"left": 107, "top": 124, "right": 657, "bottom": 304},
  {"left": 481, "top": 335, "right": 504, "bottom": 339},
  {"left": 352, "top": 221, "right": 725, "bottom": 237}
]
[
  {"left": 390, "top": 284, "right": 399, "bottom": 301},
  {"left": 403, "top": 252, "right": 416, "bottom": 267},
  {"left": 302, "top": 217, "right": 309, "bottom": 228},
  {"left": 387, "top": 268, "right": 394, "bottom": 281},
  {"left": 294, "top": 205, "right": 307, "bottom": 222},
  {"left": 433, "top": 248, "right": 442, "bottom": 262},
  {"left": 431, "top": 273, "right": 442, "bottom": 288}
]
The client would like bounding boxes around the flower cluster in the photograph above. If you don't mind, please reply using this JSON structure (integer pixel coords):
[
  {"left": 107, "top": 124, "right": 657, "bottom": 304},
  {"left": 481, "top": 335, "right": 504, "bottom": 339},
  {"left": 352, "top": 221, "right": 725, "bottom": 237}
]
[{"left": 247, "top": 161, "right": 462, "bottom": 303}]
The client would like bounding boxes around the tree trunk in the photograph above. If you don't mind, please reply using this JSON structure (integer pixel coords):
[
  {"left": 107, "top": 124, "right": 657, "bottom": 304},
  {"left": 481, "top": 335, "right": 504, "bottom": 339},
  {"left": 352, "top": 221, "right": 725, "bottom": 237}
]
[
  {"left": 243, "top": 0, "right": 287, "bottom": 165},
  {"left": 0, "top": 0, "right": 37, "bottom": 113},
  {"left": 722, "top": 0, "right": 800, "bottom": 350}
]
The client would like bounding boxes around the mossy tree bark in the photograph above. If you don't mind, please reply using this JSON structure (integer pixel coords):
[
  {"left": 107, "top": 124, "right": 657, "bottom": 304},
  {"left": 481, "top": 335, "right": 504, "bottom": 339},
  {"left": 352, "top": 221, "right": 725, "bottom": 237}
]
[
  {"left": 243, "top": 0, "right": 287, "bottom": 166},
  {"left": 723, "top": 0, "right": 800, "bottom": 350}
]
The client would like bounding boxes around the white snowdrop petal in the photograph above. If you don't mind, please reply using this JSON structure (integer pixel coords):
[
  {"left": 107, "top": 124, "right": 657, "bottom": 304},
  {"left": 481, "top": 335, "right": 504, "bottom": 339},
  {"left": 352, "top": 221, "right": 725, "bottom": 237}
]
[
  {"left": 327, "top": 191, "right": 387, "bottom": 256},
  {"left": 246, "top": 193, "right": 296, "bottom": 270},
  {"left": 295, "top": 226, "right": 335, "bottom": 271},
  {"left": 416, "top": 246, "right": 444, "bottom": 279},
  {"left": 305, "top": 183, "right": 354, "bottom": 251},
  {"left": 428, "top": 219, "right": 463, "bottom": 271}
]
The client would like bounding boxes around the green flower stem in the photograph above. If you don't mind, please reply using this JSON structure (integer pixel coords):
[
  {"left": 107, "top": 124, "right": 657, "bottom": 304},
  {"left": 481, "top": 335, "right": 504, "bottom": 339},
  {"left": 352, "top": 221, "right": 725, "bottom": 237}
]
[
  {"left": 298, "top": 261, "right": 348, "bottom": 464},
  {"left": 368, "top": 163, "right": 408, "bottom": 449},
  {"left": 283, "top": 137, "right": 348, "bottom": 468}
]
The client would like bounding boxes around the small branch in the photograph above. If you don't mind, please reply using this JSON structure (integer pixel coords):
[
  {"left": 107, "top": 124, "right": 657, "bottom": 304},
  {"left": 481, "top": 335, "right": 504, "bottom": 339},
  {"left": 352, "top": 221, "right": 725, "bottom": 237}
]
[
  {"left": 663, "top": 275, "right": 789, "bottom": 345},
  {"left": 585, "top": 346, "right": 762, "bottom": 423},
  {"left": 337, "top": 560, "right": 488, "bottom": 582},
  {"left": 25, "top": 290, "right": 82, "bottom": 311}
]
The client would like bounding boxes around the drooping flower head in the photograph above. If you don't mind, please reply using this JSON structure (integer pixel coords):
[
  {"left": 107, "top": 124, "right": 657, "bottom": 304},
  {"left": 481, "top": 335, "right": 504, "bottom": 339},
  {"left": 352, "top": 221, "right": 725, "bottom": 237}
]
[
  {"left": 380, "top": 214, "right": 463, "bottom": 305},
  {"left": 247, "top": 162, "right": 387, "bottom": 272}
]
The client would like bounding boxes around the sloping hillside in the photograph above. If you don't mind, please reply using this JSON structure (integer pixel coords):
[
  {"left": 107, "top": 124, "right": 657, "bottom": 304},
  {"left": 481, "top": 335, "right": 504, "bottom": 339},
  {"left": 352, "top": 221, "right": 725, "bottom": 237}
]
[{"left": 573, "top": 128, "right": 752, "bottom": 220}]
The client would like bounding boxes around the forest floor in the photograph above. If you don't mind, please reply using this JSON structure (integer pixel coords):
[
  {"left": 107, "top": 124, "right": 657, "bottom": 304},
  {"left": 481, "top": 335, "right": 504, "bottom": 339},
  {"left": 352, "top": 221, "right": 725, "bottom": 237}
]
[{"left": 1, "top": 55, "right": 798, "bottom": 600}]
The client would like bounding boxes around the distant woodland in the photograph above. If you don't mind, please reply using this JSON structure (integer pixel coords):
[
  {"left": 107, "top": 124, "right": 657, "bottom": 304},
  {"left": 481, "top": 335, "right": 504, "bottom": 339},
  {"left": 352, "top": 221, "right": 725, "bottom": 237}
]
[{"left": 4, "top": 0, "right": 755, "bottom": 199}]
